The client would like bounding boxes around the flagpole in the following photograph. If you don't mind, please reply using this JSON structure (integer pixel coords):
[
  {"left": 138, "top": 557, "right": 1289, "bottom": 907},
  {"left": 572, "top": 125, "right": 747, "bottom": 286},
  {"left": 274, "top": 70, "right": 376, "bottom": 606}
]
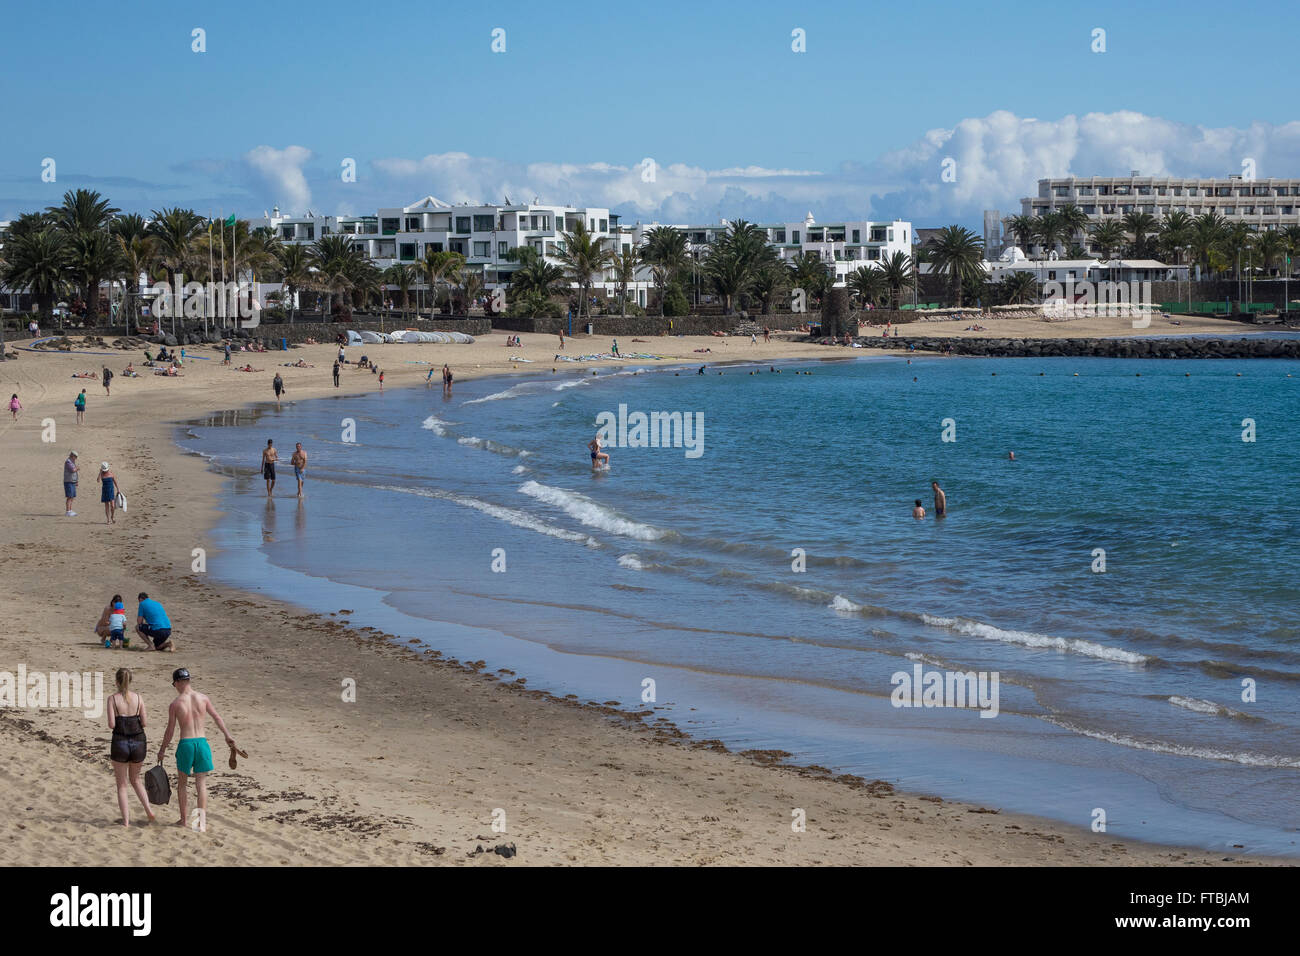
[
  {"left": 219, "top": 211, "right": 226, "bottom": 330},
  {"left": 207, "top": 213, "right": 213, "bottom": 337}
]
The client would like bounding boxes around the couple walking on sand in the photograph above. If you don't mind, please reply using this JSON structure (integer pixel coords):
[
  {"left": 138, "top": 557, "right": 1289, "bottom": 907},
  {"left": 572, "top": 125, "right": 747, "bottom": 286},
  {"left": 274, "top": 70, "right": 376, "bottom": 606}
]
[
  {"left": 106, "top": 666, "right": 241, "bottom": 828},
  {"left": 260, "top": 439, "right": 308, "bottom": 497}
]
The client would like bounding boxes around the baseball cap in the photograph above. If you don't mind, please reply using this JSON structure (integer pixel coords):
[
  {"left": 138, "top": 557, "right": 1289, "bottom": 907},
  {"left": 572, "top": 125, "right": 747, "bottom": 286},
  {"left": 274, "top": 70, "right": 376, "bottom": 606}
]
[
  {"left": 113, "top": 602, "right": 124, "bottom": 610},
  {"left": 172, "top": 668, "right": 191, "bottom": 682}
]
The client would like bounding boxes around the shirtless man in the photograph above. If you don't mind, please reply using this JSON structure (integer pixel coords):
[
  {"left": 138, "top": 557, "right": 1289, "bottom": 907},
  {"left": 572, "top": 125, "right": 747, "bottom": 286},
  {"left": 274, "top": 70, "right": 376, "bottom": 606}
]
[
  {"left": 291, "top": 442, "right": 307, "bottom": 497},
  {"left": 912, "top": 499, "right": 926, "bottom": 519},
  {"left": 931, "top": 480, "right": 947, "bottom": 518},
  {"left": 157, "top": 668, "right": 237, "bottom": 829},
  {"left": 261, "top": 439, "right": 278, "bottom": 496},
  {"left": 588, "top": 432, "right": 610, "bottom": 470}
]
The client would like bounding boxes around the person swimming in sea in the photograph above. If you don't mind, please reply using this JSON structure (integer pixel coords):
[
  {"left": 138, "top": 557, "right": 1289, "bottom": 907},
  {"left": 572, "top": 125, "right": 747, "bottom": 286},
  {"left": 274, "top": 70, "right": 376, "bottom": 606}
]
[
  {"left": 588, "top": 432, "right": 610, "bottom": 469},
  {"left": 912, "top": 499, "right": 926, "bottom": 520}
]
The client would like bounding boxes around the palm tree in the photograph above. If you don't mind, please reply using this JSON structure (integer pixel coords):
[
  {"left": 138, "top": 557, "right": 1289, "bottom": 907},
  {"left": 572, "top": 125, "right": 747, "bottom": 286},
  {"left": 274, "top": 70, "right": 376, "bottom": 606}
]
[
  {"left": 48, "top": 189, "right": 119, "bottom": 322},
  {"left": 702, "top": 220, "right": 777, "bottom": 313},
  {"left": 383, "top": 263, "right": 418, "bottom": 320},
  {"left": 879, "top": 250, "right": 914, "bottom": 310},
  {"left": 149, "top": 207, "right": 205, "bottom": 294},
  {"left": 750, "top": 261, "right": 788, "bottom": 314},
  {"left": 1088, "top": 221, "right": 1127, "bottom": 260},
  {"left": 847, "top": 266, "right": 886, "bottom": 309},
  {"left": 3, "top": 228, "right": 71, "bottom": 322},
  {"left": 419, "top": 248, "right": 465, "bottom": 315},
  {"left": 1221, "top": 222, "right": 1254, "bottom": 280},
  {"left": 312, "top": 234, "right": 362, "bottom": 319},
  {"left": 787, "top": 251, "right": 830, "bottom": 307},
  {"left": 275, "top": 244, "right": 315, "bottom": 323},
  {"left": 457, "top": 271, "right": 483, "bottom": 314},
  {"left": 925, "top": 225, "right": 984, "bottom": 307},
  {"left": 1280, "top": 225, "right": 1300, "bottom": 279},
  {"left": 1005, "top": 215, "right": 1038, "bottom": 257},
  {"left": 1034, "top": 212, "right": 1065, "bottom": 259},
  {"left": 998, "top": 271, "right": 1038, "bottom": 305},
  {"left": 640, "top": 226, "right": 689, "bottom": 316},
  {"left": 1120, "top": 211, "right": 1157, "bottom": 258},
  {"left": 347, "top": 256, "right": 383, "bottom": 313},
  {"left": 555, "top": 221, "right": 614, "bottom": 323},
  {"left": 1156, "top": 211, "right": 1193, "bottom": 265},
  {"left": 1057, "top": 204, "right": 1091, "bottom": 252},
  {"left": 1253, "top": 229, "right": 1284, "bottom": 277},
  {"left": 68, "top": 229, "right": 121, "bottom": 326},
  {"left": 1189, "top": 213, "right": 1228, "bottom": 276},
  {"left": 610, "top": 247, "right": 639, "bottom": 317}
]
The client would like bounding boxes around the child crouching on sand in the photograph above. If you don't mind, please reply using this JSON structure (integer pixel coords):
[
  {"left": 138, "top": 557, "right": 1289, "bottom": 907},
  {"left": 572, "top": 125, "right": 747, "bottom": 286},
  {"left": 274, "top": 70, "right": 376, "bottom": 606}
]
[{"left": 105, "top": 601, "right": 130, "bottom": 649}]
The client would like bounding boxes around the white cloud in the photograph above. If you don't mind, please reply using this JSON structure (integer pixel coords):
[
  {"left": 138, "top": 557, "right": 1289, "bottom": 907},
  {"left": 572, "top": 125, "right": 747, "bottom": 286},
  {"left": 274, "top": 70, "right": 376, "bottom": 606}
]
[
  {"left": 229, "top": 114, "right": 1300, "bottom": 226},
  {"left": 243, "top": 145, "right": 313, "bottom": 214}
]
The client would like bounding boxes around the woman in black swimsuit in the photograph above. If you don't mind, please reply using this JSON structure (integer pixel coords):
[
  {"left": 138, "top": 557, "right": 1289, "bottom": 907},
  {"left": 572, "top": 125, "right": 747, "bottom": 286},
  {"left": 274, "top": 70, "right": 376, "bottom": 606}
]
[{"left": 107, "top": 668, "right": 155, "bottom": 827}]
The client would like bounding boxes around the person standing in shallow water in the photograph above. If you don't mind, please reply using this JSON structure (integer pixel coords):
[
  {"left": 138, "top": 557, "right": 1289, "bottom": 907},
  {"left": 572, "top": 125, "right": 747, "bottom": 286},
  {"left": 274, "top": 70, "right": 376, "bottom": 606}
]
[
  {"left": 107, "top": 668, "right": 154, "bottom": 827},
  {"left": 272, "top": 372, "right": 284, "bottom": 407},
  {"left": 261, "top": 439, "right": 278, "bottom": 496},
  {"left": 931, "top": 480, "right": 946, "bottom": 518}
]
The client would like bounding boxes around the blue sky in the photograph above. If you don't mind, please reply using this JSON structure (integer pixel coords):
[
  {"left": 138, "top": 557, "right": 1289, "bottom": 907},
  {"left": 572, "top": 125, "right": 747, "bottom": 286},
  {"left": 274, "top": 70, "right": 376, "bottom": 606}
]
[{"left": 4, "top": 0, "right": 1299, "bottom": 226}]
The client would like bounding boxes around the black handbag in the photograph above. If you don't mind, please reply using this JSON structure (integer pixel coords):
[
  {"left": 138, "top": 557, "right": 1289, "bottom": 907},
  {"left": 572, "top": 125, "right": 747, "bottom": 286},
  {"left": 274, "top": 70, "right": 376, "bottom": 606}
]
[{"left": 145, "top": 763, "right": 171, "bottom": 805}]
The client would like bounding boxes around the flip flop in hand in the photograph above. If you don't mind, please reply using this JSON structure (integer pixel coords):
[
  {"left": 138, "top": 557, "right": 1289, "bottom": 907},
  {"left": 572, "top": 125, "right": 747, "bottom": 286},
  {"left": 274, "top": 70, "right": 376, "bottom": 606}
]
[{"left": 227, "top": 742, "right": 248, "bottom": 770}]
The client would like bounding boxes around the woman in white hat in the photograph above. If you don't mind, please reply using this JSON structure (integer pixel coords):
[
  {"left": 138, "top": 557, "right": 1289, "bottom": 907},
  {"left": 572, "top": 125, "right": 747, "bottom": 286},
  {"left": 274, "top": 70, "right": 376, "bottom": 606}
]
[{"left": 96, "top": 462, "right": 122, "bottom": 524}]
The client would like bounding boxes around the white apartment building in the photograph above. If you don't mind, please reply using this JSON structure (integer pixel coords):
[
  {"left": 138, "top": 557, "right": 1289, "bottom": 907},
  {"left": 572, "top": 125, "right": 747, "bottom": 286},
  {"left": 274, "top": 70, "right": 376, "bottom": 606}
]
[
  {"left": 255, "top": 201, "right": 913, "bottom": 304},
  {"left": 1014, "top": 173, "right": 1300, "bottom": 254},
  {"left": 632, "top": 213, "right": 913, "bottom": 288}
]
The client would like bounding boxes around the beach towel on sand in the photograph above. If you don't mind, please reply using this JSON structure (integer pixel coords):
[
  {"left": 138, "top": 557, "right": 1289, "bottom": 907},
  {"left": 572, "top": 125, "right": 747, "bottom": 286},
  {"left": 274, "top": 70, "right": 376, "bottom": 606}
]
[{"left": 145, "top": 764, "right": 171, "bottom": 805}]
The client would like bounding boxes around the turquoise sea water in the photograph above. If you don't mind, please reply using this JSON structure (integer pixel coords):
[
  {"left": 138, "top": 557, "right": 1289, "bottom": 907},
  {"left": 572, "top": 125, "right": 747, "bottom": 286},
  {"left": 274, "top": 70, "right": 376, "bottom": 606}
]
[{"left": 177, "top": 353, "right": 1300, "bottom": 855}]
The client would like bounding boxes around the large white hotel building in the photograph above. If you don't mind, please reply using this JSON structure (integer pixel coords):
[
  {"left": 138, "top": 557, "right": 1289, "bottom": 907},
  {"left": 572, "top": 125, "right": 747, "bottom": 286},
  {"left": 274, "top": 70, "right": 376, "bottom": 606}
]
[
  {"left": 1013, "top": 173, "right": 1300, "bottom": 255},
  {"left": 255, "top": 198, "right": 911, "bottom": 305}
]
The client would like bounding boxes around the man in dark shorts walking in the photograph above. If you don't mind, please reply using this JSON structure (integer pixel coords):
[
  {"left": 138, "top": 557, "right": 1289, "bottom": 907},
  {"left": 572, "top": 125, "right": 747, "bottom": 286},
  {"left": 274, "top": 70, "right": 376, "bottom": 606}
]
[
  {"left": 261, "top": 438, "right": 278, "bottom": 495},
  {"left": 272, "top": 372, "right": 285, "bottom": 407},
  {"left": 332, "top": 360, "right": 340, "bottom": 387},
  {"left": 102, "top": 366, "right": 113, "bottom": 396},
  {"left": 135, "top": 592, "right": 174, "bottom": 651}
]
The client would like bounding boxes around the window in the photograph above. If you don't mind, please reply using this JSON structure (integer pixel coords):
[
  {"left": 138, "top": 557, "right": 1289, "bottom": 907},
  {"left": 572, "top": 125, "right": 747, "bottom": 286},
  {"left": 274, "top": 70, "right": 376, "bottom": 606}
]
[
  {"left": 589, "top": 219, "right": 595, "bottom": 231},
  {"left": 1186, "top": 187, "right": 1198, "bottom": 196},
  {"left": 455, "top": 217, "right": 471, "bottom": 233},
  {"left": 599, "top": 219, "right": 608, "bottom": 232},
  {"left": 808, "top": 229, "right": 823, "bottom": 242},
  {"left": 774, "top": 229, "right": 786, "bottom": 243},
  {"left": 870, "top": 227, "right": 887, "bottom": 242},
  {"left": 851, "top": 229, "right": 860, "bottom": 243},
  {"left": 1082, "top": 205, "right": 1096, "bottom": 214},
  {"left": 1253, "top": 186, "right": 1268, "bottom": 196},
  {"left": 473, "top": 215, "right": 494, "bottom": 232},
  {"left": 405, "top": 217, "right": 420, "bottom": 231},
  {"left": 1224, "top": 206, "right": 1236, "bottom": 215},
  {"left": 557, "top": 241, "right": 566, "bottom": 253},
  {"left": 1263, "top": 208, "right": 1275, "bottom": 215},
  {"left": 473, "top": 241, "right": 490, "bottom": 256},
  {"left": 498, "top": 242, "right": 508, "bottom": 256},
  {"left": 449, "top": 240, "right": 466, "bottom": 255},
  {"left": 281, "top": 226, "right": 294, "bottom": 239},
  {"left": 399, "top": 243, "right": 416, "bottom": 260},
  {"left": 792, "top": 230, "right": 800, "bottom": 243},
  {"left": 305, "top": 226, "right": 314, "bottom": 239},
  {"left": 427, "top": 242, "right": 443, "bottom": 253},
  {"left": 382, "top": 218, "right": 399, "bottom": 235},
  {"left": 867, "top": 248, "right": 880, "bottom": 260}
]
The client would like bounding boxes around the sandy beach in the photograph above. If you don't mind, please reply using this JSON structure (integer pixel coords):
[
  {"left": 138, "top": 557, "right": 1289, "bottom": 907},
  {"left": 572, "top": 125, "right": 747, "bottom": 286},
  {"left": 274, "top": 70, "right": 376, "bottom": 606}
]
[{"left": 0, "top": 328, "right": 1282, "bottom": 866}]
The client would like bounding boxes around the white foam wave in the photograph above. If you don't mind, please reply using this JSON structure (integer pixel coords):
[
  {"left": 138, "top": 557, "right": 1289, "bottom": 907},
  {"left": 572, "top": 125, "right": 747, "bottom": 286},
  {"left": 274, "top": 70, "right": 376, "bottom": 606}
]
[
  {"left": 1168, "top": 696, "right": 1252, "bottom": 719},
  {"left": 617, "top": 554, "right": 644, "bottom": 570},
  {"left": 457, "top": 436, "right": 531, "bottom": 457},
  {"left": 421, "top": 415, "right": 451, "bottom": 436},
  {"left": 922, "top": 614, "right": 1148, "bottom": 664},
  {"left": 517, "top": 480, "right": 668, "bottom": 541},
  {"left": 374, "top": 484, "right": 598, "bottom": 547},
  {"left": 1047, "top": 718, "right": 1300, "bottom": 768},
  {"left": 553, "top": 379, "right": 589, "bottom": 391},
  {"left": 462, "top": 383, "right": 538, "bottom": 405},
  {"left": 512, "top": 465, "right": 528, "bottom": 474},
  {"left": 829, "top": 595, "right": 863, "bottom": 613}
]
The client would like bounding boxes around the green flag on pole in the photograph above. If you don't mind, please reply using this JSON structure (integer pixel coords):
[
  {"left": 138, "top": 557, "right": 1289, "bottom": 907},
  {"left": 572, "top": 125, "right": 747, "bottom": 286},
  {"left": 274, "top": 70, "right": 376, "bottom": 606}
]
[{"left": 224, "top": 214, "right": 237, "bottom": 227}]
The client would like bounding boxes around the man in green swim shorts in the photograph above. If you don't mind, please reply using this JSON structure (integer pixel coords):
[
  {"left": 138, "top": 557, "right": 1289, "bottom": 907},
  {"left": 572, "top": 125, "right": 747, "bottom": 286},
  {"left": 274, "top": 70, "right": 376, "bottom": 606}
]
[{"left": 157, "top": 667, "right": 238, "bottom": 829}]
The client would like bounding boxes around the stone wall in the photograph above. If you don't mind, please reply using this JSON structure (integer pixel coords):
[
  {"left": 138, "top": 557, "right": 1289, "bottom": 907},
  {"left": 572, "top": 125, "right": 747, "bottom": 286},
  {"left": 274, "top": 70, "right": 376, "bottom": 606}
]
[{"left": 490, "top": 311, "right": 917, "bottom": 336}]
